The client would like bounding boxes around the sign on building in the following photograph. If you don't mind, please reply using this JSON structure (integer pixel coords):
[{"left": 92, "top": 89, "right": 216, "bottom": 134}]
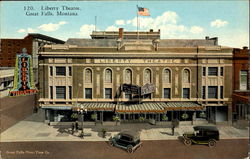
[
  {"left": 121, "top": 84, "right": 140, "bottom": 94},
  {"left": 9, "top": 48, "right": 38, "bottom": 96},
  {"left": 141, "top": 83, "right": 155, "bottom": 95}
]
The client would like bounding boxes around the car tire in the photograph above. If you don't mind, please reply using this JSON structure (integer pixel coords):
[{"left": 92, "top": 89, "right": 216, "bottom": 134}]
[
  {"left": 208, "top": 139, "right": 216, "bottom": 148},
  {"left": 109, "top": 137, "right": 114, "bottom": 146},
  {"left": 127, "top": 145, "right": 133, "bottom": 153},
  {"left": 184, "top": 139, "right": 192, "bottom": 146}
]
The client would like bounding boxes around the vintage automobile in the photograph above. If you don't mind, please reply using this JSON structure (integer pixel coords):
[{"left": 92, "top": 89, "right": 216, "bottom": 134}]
[
  {"left": 109, "top": 131, "right": 142, "bottom": 153},
  {"left": 183, "top": 126, "right": 219, "bottom": 147}
]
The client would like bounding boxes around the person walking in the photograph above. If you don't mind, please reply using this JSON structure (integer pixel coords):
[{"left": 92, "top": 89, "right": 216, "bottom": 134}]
[
  {"left": 171, "top": 121, "right": 175, "bottom": 136},
  {"left": 71, "top": 123, "right": 75, "bottom": 135},
  {"left": 75, "top": 121, "right": 78, "bottom": 132}
]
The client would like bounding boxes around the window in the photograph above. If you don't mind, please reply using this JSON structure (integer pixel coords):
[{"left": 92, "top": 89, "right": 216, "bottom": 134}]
[
  {"left": 124, "top": 69, "right": 132, "bottom": 84},
  {"left": 125, "top": 92, "right": 132, "bottom": 100},
  {"left": 105, "top": 88, "right": 112, "bottom": 99},
  {"left": 69, "top": 86, "right": 72, "bottom": 99},
  {"left": 163, "top": 69, "right": 171, "bottom": 83},
  {"left": 220, "top": 67, "right": 223, "bottom": 76},
  {"left": 85, "top": 69, "right": 92, "bottom": 83},
  {"left": 220, "top": 86, "right": 223, "bottom": 99},
  {"left": 240, "top": 70, "right": 247, "bottom": 90},
  {"left": 50, "top": 66, "right": 53, "bottom": 76},
  {"left": 202, "top": 86, "right": 206, "bottom": 99},
  {"left": 56, "top": 86, "right": 66, "bottom": 99},
  {"left": 69, "top": 67, "right": 72, "bottom": 76},
  {"left": 208, "top": 67, "right": 218, "bottom": 76},
  {"left": 105, "top": 69, "right": 112, "bottom": 83},
  {"left": 50, "top": 86, "right": 53, "bottom": 99},
  {"left": 183, "top": 69, "right": 190, "bottom": 83},
  {"left": 85, "top": 88, "right": 92, "bottom": 99},
  {"left": 164, "top": 88, "right": 171, "bottom": 99},
  {"left": 144, "top": 69, "right": 151, "bottom": 83},
  {"left": 203, "top": 67, "right": 206, "bottom": 76},
  {"left": 183, "top": 88, "right": 190, "bottom": 99},
  {"left": 143, "top": 94, "right": 151, "bottom": 99},
  {"left": 208, "top": 86, "right": 218, "bottom": 99},
  {"left": 56, "top": 67, "right": 66, "bottom": 76}
]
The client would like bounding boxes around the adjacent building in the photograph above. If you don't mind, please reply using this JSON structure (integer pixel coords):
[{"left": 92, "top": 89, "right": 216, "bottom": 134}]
[
  {"left": 0, "top": 34, "right": 65, "bottom": 83},
  {"left": 0, "top": 67, "right": 14, "bottom": 98},
  {"left": 232, "top": 47, "right": 250, "bottom": 127},
  {"left": 38, "top": 29, "right": 233, "bottom": 124}
]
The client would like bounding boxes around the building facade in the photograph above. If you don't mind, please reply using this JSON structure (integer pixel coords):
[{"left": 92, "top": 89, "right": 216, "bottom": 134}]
[
  {"left": 38, "top": 30, "right": 233, "bottom": 124},
  {"left": 232, "top": 47, "right": 250, "bottom": 127},
  {"left": 0, "top": 34, "right": 65, "bottom": 83},
  {"left": 0, "top": 67, "right": 14, "bottom": 98}
]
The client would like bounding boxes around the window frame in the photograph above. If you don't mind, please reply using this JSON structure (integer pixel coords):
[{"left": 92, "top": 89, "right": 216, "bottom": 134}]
[{"left": 56, "top": 66, "right": 66, "bottom": 76}]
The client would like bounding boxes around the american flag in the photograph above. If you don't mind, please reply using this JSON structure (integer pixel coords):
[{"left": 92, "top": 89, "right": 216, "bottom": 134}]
[{"left": 137, "top": 6, "right": 150, "bottom": 16}]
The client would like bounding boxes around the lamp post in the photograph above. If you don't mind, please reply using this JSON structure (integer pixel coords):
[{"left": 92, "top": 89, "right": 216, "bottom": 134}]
[{"left": 77, "top": 104, "right": 87, "bottom": 138}]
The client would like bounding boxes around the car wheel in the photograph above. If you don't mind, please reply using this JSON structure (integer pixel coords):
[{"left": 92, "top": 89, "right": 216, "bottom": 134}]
[
  {"left": 127, "top": 145, "right": 133, "bottom": 153},
  {"left": 208, "top": 139, "right": 216, "bottom": 148},
  {"left": 184, "top": 139, "right": 192, "bottom": 146},
  {"left": 109, "top": 137, "right": 114, "bottom": 146}
]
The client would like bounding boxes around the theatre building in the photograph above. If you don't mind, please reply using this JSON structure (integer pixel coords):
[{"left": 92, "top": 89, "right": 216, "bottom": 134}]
[{"left": 38, "top": 29, "right": 233, "bottom": 125}]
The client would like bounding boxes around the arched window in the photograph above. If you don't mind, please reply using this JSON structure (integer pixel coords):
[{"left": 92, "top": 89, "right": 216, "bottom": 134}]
[
  {"left": 144, "top": 69, "right": 151, "bottom": 83},
  {"left": 105, "top": 69, "right": 112, "bottom": 83},
  {"left": 124, "top": 69, "right": 132, "bottom": 84},
  {"left": 183, "top": 69, "right": 190, "bottom": 83},
  {"left": 163, "top": 69, "right": 171, "bottom": 83},
  {"left": 85, "top": 69, "right": 92, "bottom": 83}
]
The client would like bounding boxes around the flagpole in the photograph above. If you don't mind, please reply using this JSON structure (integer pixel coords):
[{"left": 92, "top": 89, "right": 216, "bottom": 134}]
[{"left": 137, "top": 5, "right": 139, "bottom": 40}]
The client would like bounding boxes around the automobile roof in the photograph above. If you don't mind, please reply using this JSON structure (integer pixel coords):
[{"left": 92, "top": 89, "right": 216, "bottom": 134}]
[
  {"left": 119, "top": 131, "right": 140, "bottom": 138},
  {"left": 193, "top": 126, "right": 219, "bottom": 131}
]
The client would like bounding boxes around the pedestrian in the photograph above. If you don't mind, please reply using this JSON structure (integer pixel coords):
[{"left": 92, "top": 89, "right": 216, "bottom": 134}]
[
  {"left": 171, "top": 122, "right": 175, "bottom": 136},
  {"left": 71, "top": 123, "right": 75, "bottom": 135},
  {"left": 75, "top": 121, "right": 78, "bottom": 132}
]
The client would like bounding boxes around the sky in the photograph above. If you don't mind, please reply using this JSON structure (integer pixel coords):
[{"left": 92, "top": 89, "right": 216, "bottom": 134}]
[{"left": 1, "top": 1, "right": 249, "bottom": 48}]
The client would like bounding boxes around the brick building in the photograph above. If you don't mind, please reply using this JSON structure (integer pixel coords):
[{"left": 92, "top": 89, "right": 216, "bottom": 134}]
[
  {"left": 0, "top": 34, "right": 65, "bottom": 83},
  {"left": 232, "top": 47, "right": 250, "bottom": 126},
  {"left": 38, "top": 29, "right": 233, "bottom": 125}
]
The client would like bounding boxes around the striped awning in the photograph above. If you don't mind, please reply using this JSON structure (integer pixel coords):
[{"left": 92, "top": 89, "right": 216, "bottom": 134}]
[
  {"left": 72, "top": 103, "right": 116, "bottom": 111},
  {"left": 116, "top": 102, "right": 166, "bottom": 113},
  {"left": 164, "top": 102, "right": 204, "bottom": 110}
]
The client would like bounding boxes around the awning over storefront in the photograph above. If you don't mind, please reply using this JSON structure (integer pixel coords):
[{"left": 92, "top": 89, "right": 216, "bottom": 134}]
[
  {"left": 72, "top": 102, "right": 116, "bottom": 111},
  {"left": 41, "top": 106, "right": 72, "bottom": 110},
  {"left": 164, "top": 102, "right": 204, "bottom": 110},
  {"left": 116, "top": 102, "right": 166, "bottom": 113}
]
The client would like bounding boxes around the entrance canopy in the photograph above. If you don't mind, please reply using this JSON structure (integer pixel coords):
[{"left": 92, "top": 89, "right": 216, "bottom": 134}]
[
  {"left": 72, "top": 103, "right": 116, "bottom": 111},
  {"left": 164, "top": 102, "right": 204, "bottom": 111},
  {"left": 116, "top": 102, "right": 166, "bottom": 113}
]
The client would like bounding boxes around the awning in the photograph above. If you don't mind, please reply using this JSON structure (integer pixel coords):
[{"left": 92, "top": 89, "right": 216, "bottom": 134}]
[
  {"left": 116, "top": 102, "right": 166, "bottom": 113},
  {"left": 164, "top": 102, "right": 204, "bottom": 111},
  {"left": 72, "top": 102, "right": 116, "bottom": 111},
  {"left": 41, "top": 106, "right": 72, "bottom": 110}
]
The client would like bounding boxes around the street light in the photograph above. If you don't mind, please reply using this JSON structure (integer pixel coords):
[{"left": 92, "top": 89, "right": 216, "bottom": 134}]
[{"left": 77, "top": 104, "right": 87, "bottom": 138}]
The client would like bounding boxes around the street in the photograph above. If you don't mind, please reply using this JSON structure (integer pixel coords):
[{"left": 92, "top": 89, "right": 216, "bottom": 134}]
[{"left": 1, "top": 139, "right": 248, "bottom": 159}]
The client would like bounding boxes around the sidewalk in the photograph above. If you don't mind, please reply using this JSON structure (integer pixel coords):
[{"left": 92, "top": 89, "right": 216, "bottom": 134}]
[{"left": 0, "top": 113, "right": 249, "bottom": 142}]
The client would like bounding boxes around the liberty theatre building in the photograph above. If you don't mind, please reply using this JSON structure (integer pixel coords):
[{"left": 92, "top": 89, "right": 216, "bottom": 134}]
[{"left": 38, "top": 29, "right": 233, "bottom": 125}]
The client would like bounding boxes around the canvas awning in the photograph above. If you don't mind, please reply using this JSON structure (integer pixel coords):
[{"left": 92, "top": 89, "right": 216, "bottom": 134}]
[
  {"left": 116, "top": 102, "right": 166, "bottom": 113},
  {"left": 72, "top": 102, "right": 116, "bottom": 111},
  {"left": 164, "top": 102, "right": 204, "bottom": 111}
]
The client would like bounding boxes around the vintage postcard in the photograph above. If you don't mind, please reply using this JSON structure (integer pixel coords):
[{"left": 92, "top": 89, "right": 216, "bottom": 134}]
[{"left": 0, "top": 1, "right": 249, "bottom": 159}]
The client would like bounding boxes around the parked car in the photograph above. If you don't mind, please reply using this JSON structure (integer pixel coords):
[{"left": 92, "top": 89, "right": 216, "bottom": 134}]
[
  {"left": 183, "top": 126, "right": 219, "bottom": 147},
  {"left": 109, "top": 131, "right": 142, "bottom": 153}
]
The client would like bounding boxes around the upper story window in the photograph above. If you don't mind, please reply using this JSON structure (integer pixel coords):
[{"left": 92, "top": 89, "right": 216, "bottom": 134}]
[
  {"left": 202, "top": 67, "right": 206, "bottom": 76},
  {"left": 124, "top": 69, "right": 132, "bottom": 84},
  {"left": 69, "top": 67, "right": 72, "bottom": 76},
  {"left": 85, "top": 69, "right": 92, "bottom": 83},
  {"left": 240, "top": 70, "right": 248, "bottom": 90},
  {"left": 208, "top": 67, "right": 218, "bottom": 76},
  {"left": 56, "top": 67, "right": 66, "bottom": 76},
  {"left": 144, "top": 69, "right": 151, "bottom": 83},
  {"left": 163, "top": 69, "right": 171, "bottom": 83},
  {"left": 56, "top": 86, "right": 66, "bottom": 99},
  {"left": 208, "top": 86, "right": 218, "bottom": 99},
  {"left": 183, "top": 88, "right": 190, "bottom": 99},
  {"left": 220, "top": 67, "right": 224, "bottom": 76},
  {"left": 50, "top": 66, "right": 53, "bottom": 76},
  {"left": 85, "top": 88, "right": 92, "bottom": 99},
  {"left": 105, "top": 69, "right": 112, "bottom": 83},
  {"left": 183, "top": 69, "right": 190, "bottom": 83}
]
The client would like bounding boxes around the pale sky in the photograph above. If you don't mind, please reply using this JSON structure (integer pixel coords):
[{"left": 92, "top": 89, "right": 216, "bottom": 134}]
[{"left": 1, "top": 1, "right": 249, "bottom": 48}]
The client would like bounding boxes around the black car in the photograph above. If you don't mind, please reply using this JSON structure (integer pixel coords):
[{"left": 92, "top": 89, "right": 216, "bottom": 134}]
[
  {"left": 109, "top": 131, "right": 142, "bottom": 153},
  {"left": 183, "top": 126, "right": 219, "bottom": 147}
]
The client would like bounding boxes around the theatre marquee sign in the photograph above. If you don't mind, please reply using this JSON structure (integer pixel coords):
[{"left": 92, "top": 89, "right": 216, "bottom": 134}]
[{"left": 93, "top": 59, "right": 183, "bottom": 64}]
